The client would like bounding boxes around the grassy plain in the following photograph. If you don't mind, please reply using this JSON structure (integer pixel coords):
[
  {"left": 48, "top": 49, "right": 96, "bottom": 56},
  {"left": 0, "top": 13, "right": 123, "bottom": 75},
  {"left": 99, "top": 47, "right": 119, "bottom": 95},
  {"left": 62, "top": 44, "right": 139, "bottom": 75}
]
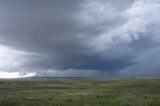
[{"left": 0, "top": 78, "right": 159, "bottom": 106}]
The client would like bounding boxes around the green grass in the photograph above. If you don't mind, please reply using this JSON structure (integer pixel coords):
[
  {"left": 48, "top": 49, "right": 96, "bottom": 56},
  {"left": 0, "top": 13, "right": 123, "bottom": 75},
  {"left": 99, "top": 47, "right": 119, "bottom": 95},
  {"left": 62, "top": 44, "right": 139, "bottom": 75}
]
[{"left": 0, "top": 78, "right": 160, "bottom": 106}]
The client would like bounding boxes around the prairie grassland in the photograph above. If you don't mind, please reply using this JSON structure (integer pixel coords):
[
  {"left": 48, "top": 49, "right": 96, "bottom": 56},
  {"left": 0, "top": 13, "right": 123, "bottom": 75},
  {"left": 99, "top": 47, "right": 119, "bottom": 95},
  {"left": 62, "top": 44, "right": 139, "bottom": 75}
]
[{"left": 0, "top": 78, "right": 159, "bottom": 106}]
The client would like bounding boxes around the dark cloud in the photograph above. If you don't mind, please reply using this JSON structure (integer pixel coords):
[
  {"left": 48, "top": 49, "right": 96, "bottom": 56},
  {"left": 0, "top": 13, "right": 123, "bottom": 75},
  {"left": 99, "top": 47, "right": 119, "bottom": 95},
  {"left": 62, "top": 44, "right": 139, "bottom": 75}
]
[{"left": 0, "top": 0, "right": 160, "bottom": 77}]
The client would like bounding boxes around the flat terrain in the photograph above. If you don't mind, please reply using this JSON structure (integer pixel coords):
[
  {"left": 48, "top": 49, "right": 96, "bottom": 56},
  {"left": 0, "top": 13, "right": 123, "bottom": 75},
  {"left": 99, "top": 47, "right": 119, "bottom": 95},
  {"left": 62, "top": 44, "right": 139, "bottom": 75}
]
[{"left": 0, "top": 78, "right": 160, "bottom": 106}]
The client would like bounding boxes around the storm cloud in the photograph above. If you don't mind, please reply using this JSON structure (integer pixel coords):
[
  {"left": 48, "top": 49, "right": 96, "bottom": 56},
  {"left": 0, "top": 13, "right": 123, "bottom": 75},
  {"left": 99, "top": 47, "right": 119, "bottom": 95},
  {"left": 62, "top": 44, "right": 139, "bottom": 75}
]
[{"left": 0, "top": 0, "right": 160, "bottom": 77}]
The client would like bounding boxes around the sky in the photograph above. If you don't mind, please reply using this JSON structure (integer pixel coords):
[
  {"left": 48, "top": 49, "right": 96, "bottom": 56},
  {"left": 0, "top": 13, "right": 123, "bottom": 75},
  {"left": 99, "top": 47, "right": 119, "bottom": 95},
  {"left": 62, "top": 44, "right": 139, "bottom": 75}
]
[{"left": 0, "top": 0, "right": 160, "bottom": 78}]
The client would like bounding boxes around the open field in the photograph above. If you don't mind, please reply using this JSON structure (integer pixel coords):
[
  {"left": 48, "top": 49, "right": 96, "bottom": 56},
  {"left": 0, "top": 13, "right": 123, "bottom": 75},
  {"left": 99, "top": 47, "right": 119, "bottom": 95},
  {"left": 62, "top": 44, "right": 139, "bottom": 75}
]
[{"left": 0, "top": 78, "right": 160, "bottom": 106}]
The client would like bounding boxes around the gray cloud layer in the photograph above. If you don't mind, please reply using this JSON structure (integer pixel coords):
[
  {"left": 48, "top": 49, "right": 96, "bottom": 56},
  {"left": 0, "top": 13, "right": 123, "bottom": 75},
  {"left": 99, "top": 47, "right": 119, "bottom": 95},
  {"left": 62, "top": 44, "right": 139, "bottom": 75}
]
[{"left": 0, "top": 0, "right": 160, "bottom": 77}]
